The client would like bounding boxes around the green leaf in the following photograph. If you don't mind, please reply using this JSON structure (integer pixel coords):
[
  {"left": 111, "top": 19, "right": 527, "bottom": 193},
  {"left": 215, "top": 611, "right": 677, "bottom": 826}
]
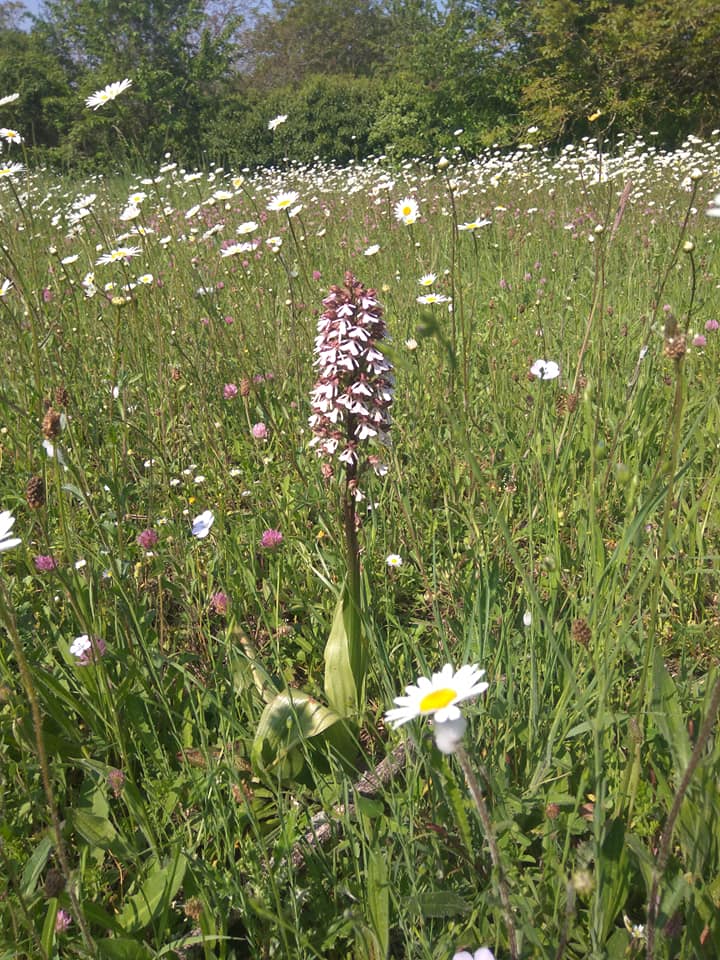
[
  {"left": 40, "top": 898, "right": 57, "bottom": 957},
  {"left": 116, "top": 853, "right": 186, "bottom": 934},
  {"left": 71, "top": 809, "right": 117, "bottom": 849},
  {"left": 651, "top": 649, "right": 691, "bottom": 771},
  {"left": 21, "top": 833, "right": 53, "bottom": 895},
  {"left": 251, "top": 689, "right": 356, "bottom": 782},
  {"left": 411, "top": 891, "right": 472, "bottom": 917},
  {"left": 366, "top": 848, "right": 389, "bottom": 959},
  {"left": 95, "top": 938, "right": 154, "bottom": 960},
  {"left": 324, "top": 592, "right": 359, "bottom": 718}
]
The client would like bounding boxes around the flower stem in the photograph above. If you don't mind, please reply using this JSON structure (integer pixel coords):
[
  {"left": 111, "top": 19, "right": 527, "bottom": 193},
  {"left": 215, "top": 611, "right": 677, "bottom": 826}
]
[{"left": 455, "top": 744, "right": 518, "bottom": 960}]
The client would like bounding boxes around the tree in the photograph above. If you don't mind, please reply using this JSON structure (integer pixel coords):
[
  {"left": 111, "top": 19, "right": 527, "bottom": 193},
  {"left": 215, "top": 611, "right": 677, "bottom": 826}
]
[{"left": 37, "top": 0, "right": 242, "bottom": 162}]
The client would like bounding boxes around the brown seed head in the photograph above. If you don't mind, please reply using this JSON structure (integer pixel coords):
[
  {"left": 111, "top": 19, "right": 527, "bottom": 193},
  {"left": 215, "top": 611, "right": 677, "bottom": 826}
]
[
  {"left": 41, "top": 408, "right": 63, "bottom": 440},
  {"left": 25, "top": 475, "right": 46, "bottom": 509},
  {"left": 571, "top": 618, "right": 592, "bottom": 646}
]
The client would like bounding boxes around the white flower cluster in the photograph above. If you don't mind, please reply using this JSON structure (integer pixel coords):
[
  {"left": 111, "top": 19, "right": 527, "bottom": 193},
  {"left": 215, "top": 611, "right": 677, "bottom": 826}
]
[{"left": 309, "top": 272, "right": 393, "bottom": 493}]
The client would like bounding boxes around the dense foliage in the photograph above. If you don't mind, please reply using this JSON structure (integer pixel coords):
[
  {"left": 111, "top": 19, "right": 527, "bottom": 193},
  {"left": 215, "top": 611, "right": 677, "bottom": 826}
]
[{"left": 1, "top": 0, "right": 719, "bottom": 168}]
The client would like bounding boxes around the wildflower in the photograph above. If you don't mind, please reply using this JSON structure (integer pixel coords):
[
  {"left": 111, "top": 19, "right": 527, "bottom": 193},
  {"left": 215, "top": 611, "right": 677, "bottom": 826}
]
[
  {"left": 692, "top": 334, "right": 707, "bottom": 348},
  {"left": 386, "top": 554, "right": 403, "bottom": 568},
  {"left": 523, "top": 610, "right": 532, "bottom": 627},
  {"left": 0, "top": 93, "right": 20, "bottom": 106},
  {"left": 394, "top": 197, "right": 419, "bottom": 225},
  {"left": 385, "top": 663, "right": 488, "bottom": 728},
  {"left": 191, "top": 510, "right": 214, "bottom": 539},
  {"left": 706, "top": 194, "right": 720, "bottom": 217},
  {"left": 268, "top": 114, "right": 288, "bottom": 131},
  {"left": 0, "top": 510, "right": 21, "bottom": 552},
  {"left": 364, "top": 244, "right": 380, "bottom": 256},
  {"left": 418, "top": 273, "right": 437, "bottom": 287},
  {"left": 136, "top": 528, "right": 158, "bottom": 549},
  {"left": 453, "top": 950, "right": 495, "bottom": 960},
  {"left": 260, "top": 528, "right": 283, "bottom": 550},
  {"left": 55, "top": 909, "right": 72, "bottom": 933},
  {"left": 236, "top": 221, "right": 259, "bottom": 235},
  {"left": 210, "top": 591, "right": 229, "bottom": 615},
  {"left": 417, "top": 293, "right": 450, "bottom": 305},
  {"left": 458, "top": 219, "right": 492, "bottom": 231},
  {"left": 530, "top": 359, "right": 560, "bottom": 380},
  {"left": 267, "top": 191, "right": 300, "bottom": 212},
  {"left": 0, "top": 278, "right": 12, "bottom": 297},
  {"left": 95, "top": 246, "right": 142, "bottom": 266},
  {"left": 107, "top": 768, "right": 125, "bottom": 798},
  {"left": 705, "top": 318, "right": 719, "bottom": 331},
  {"left": 69, "top": 634, "right": 107, "bottom": 665},
  {"left": 34, "top": 555, "right": 58, "bottom": 572},
  {"left": 0, "top": 161, "right": 23, "bottom": 177},
  {"left": 0, "top": 127, "right": 22, "bottom": 144},
  {"left": 223, "top": 383, "right": 238, "bottom": 399},
  {"left": 85, "top": 78, "right": 132, "bottom": 110},
  {"left": 308, "top": 272, "right": 393, "bottom": 494},
  {"left": 252, "top": 422, "right": 268, "bottom": 440}
]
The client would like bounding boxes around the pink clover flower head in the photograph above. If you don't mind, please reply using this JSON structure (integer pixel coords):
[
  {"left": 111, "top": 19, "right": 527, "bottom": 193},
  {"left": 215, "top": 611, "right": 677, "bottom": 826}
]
[
  {"left": 210, "top": 590, "right": 229, "bottom": 615},
  {"left": 69, "top": 634, "right": 107, "bottom": 666},
  {"left": 530, "top": 358, "right": 560, "bottom": 380},
  {"left": 55, "top": 909, "right": 72, "bottom": 933},
  {"left": 309, "top": 272, "right": 393, "bottom": 495},
  {"left": 692, "top": 334, "right": 707, "bottom": 348},
  {"left": 107, "top": 767, "right": 125, "bottom": 798},
  {"left": 705, "top": 318, "right": 719, "bottom": 331},
  {"left": 136, "top": 528, "right": 159, "bottom": 549},
  {"left": 453, "top": 950, "right": 495, "bottom": 960},
  {"left": 312, "top": 270, "right": 322, "bottom": 281},
  {"left": 224, "top": 383, "right": 238, "bottom": 399},
  {"left": 252, "top": 422, "right": 268, "bottom": 440},
  {"left": 34, "top": 554, "right": 57, "bottom": 572},
  {"left": 260, "top": 528, "right": 283, "bottom": 550},
  {"left": 385, "top": 663, "right": 488, "bottom": 729},
  {"left": 192, "top": 509, "right": 215, "bottom": 539}
]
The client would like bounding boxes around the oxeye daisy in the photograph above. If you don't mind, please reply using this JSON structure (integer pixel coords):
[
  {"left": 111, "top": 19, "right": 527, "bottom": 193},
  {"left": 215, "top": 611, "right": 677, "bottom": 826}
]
[
  {"left": 0, "top": 510, "right": 21, "bottom": 552},
  {"left": 385, "top": 663, "right": 488, "bottom": 728},
  {"left": 417, "top": 273, "right": 437, "bottom": 287},
  {"left": 417, "top": 293, "right": 450, "bottom": 305},
  {"left": 394, "top": 197, "right": 419, "bottom": 225},
  {"left": 85, "top": 78, "right": 132, "bottom": 110},
  {"left": 268, "top": 114, "right": 288, "bottom": 131},
  {"left": 95, "top": 245, "right": 142, "bottom": 266},
  {"left": 267, "top": 191, "right": 300, "bottom": 212}
]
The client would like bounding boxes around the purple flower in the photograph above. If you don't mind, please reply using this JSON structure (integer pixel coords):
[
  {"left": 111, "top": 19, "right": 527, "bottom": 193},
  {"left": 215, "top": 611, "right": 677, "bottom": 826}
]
[
  {"left": 705, "top": 319, "right": 719, "bottom": 331},
  {"left": 210, "top": 590, "right": 229, "bottom": 615},
  {"left": 136, "top": 528, "right": 159, "bottom": 549},
  {"left": 34, "top": 554, "right": 57, "bottom": 572},
  {"left": 55, "top": 909, "right": 72, "bottom": 933},
  {"left": 692, "top": 334, "right": 707, "bottom": 348},
  {"left": 224, "top": 383, "right": 238, "bottom": 399},
  {"left": 107, "top": 768, "right": 125, "bottom": 798},
  {"left": 260, "top": 528, "right": 283, "bottom": 550},
  {"left": 308, "top": 272, "right": 393, "bottom": 496},
  {"left": 69, "top": 634, "right": 107, "bottom": 665},
  {"left": 252, "top": 422, "right": 268, "bottom": 439}
]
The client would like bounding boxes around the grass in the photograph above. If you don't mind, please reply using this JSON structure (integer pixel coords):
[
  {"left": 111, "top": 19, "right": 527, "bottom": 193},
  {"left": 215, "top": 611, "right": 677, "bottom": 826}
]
[{"left": 0, "top": 131, "right": 719, "bottom": 959}]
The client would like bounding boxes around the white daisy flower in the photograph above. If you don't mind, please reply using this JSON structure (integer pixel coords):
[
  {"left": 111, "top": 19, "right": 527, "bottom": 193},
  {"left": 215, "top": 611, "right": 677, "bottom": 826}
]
[
  {"left": 394, "top": 197, "right": 418, "bottom": 225},
  {"left": 268, "top": 114, "right": 288, "bottom": 131},
  {"left": 267, "top": 191, "right": 300, "bottom": 212},
  {"left": 385, "top": 663, "right": 489, "bottom": 728},
  {"left": 85, "top": 78, "right": 132, "bottom": 110},
  {"left": 0, "top": 510, "right": 21, "bottom": 552}
]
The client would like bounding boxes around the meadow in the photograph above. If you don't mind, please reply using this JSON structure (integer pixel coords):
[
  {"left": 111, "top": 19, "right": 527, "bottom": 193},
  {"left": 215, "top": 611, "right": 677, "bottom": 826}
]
[{"left": 1, "top": 121, "right": 719, "bottom": 960}]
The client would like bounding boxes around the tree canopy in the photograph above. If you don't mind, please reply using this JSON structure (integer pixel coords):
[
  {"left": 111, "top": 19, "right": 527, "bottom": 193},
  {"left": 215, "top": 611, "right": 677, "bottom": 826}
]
[{"left": 0, "top": 0, "right": 718, "bottom": 167}]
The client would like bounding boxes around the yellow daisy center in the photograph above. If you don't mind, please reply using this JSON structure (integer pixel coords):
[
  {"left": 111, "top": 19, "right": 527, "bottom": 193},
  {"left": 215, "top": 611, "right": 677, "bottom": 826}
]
[
  {"left": 402, "top": 205, "right": 412, "bottom": 216},
  {"left": 419, "top": 687, "right": 456, "bottom": 712}
]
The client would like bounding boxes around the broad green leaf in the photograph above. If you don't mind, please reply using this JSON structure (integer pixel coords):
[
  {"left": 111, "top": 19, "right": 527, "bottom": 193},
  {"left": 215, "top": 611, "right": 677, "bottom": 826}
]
[
  {"left": 117, "top": 853, "right": 187, "bottom": 934},
  {"left": 366, "top": 848, "right": 389, "bottom": 959},
  {"left": 411, "top": 891, "right": 472, "bottom": 918},
  {"left": 251, "top": 689, "right": 355, "bottom": 782},
  {"left": 40, "top": 898, "right": 57, "bottom": 957},
  {"left": 71, "top": 809, "right": 117, "bottom": 849},
  {"left": 21, "top": 833, "right": 53, "bottom": 895},
  {"left": 324, "top": 593, "right": 358, "bottom": 718},
  {"left": 96, "top": 938, "right": 154, "bottom": 960}
]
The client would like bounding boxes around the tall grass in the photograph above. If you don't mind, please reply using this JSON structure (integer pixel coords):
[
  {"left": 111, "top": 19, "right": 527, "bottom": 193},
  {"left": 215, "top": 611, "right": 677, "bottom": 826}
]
[{"left": 0, "top": 132, "right": 719, "bottom": 959}]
